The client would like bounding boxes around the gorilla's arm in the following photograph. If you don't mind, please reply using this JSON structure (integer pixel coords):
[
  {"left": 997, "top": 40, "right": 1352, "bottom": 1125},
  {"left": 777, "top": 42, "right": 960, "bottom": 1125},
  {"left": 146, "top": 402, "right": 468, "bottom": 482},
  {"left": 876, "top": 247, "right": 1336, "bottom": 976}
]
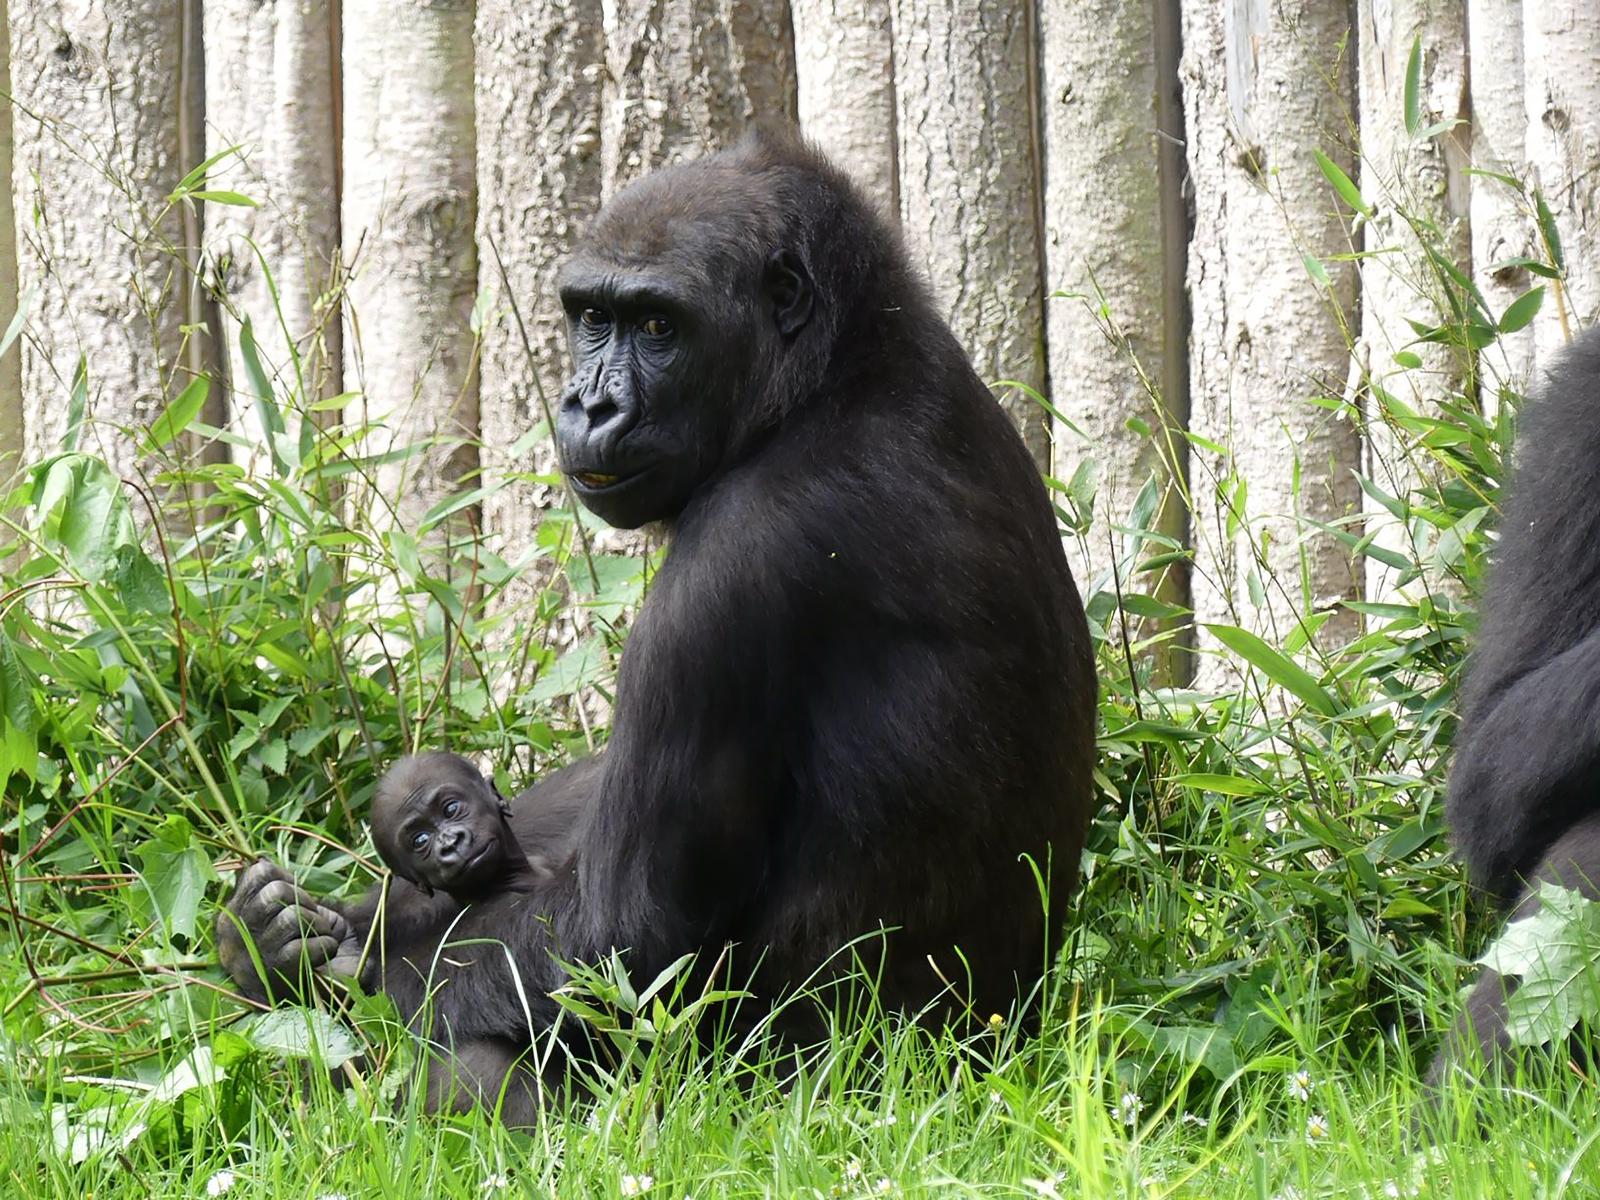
[
  {"left": 1447, "top": 334, "right": 1600, "bottom": 899},
  {"left": 414, "top": 534, "right": 793, "bottom": 1041},
  {"left": 1446, "top": 631, "right": 1600, "bottom": 897}
]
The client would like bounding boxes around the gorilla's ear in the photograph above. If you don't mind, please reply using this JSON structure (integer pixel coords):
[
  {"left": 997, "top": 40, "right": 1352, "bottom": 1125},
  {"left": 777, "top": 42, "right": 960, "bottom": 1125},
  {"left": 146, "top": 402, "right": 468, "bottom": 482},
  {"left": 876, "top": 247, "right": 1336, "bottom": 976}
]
[
  {"left": 764, "top": 249, "right": 813, "bottom": 338},
  {"left": 490, "top": 779, "right": 513, "bottom": 820}
]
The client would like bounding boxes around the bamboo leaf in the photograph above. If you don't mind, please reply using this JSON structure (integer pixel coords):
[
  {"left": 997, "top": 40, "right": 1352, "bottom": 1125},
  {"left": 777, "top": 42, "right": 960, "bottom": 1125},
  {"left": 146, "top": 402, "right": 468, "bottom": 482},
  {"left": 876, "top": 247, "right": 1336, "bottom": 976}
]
[
  {"left": 1314, "top": 149, "right": 1371, "bottom": 218},
  {"left": 1403, "top": 37, "right": 1423, "bottom": 137},
  {"left": 1498, "top": 286, "right": 1546, "bottom": 334},
  {"left": 141, "top": 374, "right": 211, "bottom": 453},
  {"left": 1204, "top": 624, "right": 1340, "bottom": 717}
]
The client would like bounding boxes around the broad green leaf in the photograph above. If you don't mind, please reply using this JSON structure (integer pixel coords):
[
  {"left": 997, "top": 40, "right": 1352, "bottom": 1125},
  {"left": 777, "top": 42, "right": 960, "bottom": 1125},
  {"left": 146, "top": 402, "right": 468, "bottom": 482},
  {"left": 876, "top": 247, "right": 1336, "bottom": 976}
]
[
  {"left": 1480, "top": 883, "right": 1600, "bottom": 1047},
  {"left": 0, "top": 631, "right": 39, "bottom": 787},
  {"left": 0, "top": 628, "right": 38, "bottom": 735},
  {"left": 1174, "top": 772, "right": 1268, "bottom": 797},
  {"left": 257, "top": 737, "right": 288, "bottom": 776},
  {"left": 35, "top": 454, "right": 136, "bottom": 582},
  {"left": 187, "top": 189, "right": 258, "bottom": 207},
  {"left": 1403, "top": 37, "right": 1423, "bottom": 137},
  {"left": 1118, "top": 594, "right": 1190, "bottom": 621},
  {"left": 133, "top": 815, "right": 219, "bottom": 943},
  {"left": 1355, "top": 471, "right": 1407, "bottom": 520},
  {"left": 171, "top": 143, "right": 247, "bottom": 196},
  {"left": 238, "top": 316, "right": 288, "bottom": 472},
  {"left": 1534, "top": 188, "right": 1566, "bottom": 273},
  {"left": 240, "top": 1008, "right": 361, "bottom": 1069},
  {"left": 64, "top": 356, "right": 88, "bottom": 452},
  {"left": 0, "top": 283, "right": 37, "bottom": 359},
  {"left": 532, "top": 640, "right": 608, "bottom": 703},
  {"left": 111, "top": 544, "right": 169, "bottom": 614}
]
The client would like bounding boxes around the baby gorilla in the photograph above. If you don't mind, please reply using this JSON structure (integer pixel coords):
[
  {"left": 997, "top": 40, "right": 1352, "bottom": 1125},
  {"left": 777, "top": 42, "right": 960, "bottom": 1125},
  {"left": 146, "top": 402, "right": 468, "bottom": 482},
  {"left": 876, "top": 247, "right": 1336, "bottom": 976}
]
[{"left": 372, "top": 753, "right": 542, "bottom": 900}]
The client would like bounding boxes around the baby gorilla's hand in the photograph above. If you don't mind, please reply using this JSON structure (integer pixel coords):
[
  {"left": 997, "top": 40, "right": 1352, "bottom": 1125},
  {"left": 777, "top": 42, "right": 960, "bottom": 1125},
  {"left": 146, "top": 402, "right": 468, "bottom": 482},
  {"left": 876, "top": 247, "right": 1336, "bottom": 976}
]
[{"left": 217, "top": 860, "right": 354, "bottom": 1002}]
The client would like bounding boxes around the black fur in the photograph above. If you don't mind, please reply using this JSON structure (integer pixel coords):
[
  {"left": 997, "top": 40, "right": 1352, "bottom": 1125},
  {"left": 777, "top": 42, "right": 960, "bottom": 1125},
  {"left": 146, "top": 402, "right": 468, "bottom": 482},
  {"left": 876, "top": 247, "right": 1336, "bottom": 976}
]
[
  {"left": 216, "top": 130, "right": 1097, "bottom": 1115},
  {"left": 1434, "top": 327, "right": 1600, "bottom": 1083}
]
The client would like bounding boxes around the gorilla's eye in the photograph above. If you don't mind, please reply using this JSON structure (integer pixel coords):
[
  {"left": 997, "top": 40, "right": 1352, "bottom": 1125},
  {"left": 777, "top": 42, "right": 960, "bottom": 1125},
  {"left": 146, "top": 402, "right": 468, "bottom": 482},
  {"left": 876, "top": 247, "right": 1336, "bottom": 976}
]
[
  {"left": 641, "top": 315, "right": 674, "bottom": 339},
  {"left": 443, "top": 798, "right": 461, "bottom": 818},
  {"left": 580, "top": 307, "right": 611, "bottom": 329},
  {"left": 410, "top": 830, "right": 430, "bottom": 852}
]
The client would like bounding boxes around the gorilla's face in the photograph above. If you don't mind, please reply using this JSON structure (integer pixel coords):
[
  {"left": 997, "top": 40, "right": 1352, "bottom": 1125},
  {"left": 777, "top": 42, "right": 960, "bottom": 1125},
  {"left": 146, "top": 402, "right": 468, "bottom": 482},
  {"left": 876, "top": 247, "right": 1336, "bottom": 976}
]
[
  {"left": 555, "top": 268, "right": 729, "bottom": 528},
  {"left": 554, "top": 174, "right": 815, "bottom": 529}
]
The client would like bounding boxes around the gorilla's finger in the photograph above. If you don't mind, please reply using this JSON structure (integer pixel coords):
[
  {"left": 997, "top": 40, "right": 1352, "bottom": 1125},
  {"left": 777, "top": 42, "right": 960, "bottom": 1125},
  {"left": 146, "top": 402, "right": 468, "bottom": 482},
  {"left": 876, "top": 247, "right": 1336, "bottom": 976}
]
[
  {"left": 285, "top": 935, "right": 343, "bottom": 971},
  {"left": 228, "top": 859, "right": 291, "bottom": 909},
  {"left": 324, "top": 940, "right": 365, "bottom": 981},
  {"left": 262, "top": 906, "right": 342, "bottom": 965},
  {"left": 248, "top": 878, "right": 331, "bottom": 923}
]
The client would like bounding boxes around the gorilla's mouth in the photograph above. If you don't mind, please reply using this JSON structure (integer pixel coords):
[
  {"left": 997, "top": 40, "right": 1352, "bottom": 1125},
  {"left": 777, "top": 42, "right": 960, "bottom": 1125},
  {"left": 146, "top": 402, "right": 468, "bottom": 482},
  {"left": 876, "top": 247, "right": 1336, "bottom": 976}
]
[{"left": 570, "top": 467, "right": 649, "bottom": 493}]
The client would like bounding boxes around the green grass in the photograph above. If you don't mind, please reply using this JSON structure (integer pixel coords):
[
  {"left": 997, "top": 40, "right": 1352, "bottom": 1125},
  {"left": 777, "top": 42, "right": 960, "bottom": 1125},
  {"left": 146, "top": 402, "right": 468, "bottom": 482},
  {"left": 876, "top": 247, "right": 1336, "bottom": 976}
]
[{"left": 8, "top": 990, "right": 1600, "bottom": 1198}]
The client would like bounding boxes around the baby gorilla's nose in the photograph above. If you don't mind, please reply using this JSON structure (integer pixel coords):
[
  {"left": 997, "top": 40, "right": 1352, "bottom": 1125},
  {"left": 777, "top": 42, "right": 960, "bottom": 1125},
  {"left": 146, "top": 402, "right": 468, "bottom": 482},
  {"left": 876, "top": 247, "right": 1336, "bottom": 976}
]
[{"left": 436, "top": 826, "right": 465, "bottom": 859}]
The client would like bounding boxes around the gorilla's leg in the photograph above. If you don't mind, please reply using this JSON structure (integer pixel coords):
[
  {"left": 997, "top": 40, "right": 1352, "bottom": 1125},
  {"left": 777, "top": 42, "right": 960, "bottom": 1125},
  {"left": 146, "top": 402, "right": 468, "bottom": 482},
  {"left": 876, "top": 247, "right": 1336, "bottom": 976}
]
[
  {"left": 1430, "top": 811, "right": 1600, "bottom": 1089},
  {"left": 422, "top": 1037, "right": 543, "bottom": 1128}
]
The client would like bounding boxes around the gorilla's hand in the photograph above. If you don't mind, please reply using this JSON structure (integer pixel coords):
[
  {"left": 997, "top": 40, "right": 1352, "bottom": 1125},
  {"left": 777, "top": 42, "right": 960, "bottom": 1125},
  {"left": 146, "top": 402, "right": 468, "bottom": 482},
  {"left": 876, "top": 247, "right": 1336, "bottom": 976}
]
[{"left": 216, "top": 860, "right": 358, "bottom": 1003}]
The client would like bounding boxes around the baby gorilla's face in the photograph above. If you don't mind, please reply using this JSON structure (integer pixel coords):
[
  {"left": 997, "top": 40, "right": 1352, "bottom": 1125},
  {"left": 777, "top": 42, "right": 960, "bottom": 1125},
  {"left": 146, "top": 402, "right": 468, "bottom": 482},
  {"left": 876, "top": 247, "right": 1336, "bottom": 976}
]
[
  {"left": 402, "top": 786, "right": 511, "bottom": 892},
  {"left": 378, "top": 759, "right": 515, "bottom": 895}
]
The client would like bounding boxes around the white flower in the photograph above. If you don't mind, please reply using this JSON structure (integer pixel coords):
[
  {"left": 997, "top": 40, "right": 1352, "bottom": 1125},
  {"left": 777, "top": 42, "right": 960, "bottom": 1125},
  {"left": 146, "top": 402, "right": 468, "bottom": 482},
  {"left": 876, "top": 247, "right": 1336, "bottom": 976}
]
[
  {"left": 482, "top": 1173, "right": 510, "bottom": 1193},
  {"left": 1113, "top": 1090, "right": 1143, "bottom": 1127},
  {"left": 844, "top": 1159, "right": 862, "bottom": 1181},
  {"left": 1181, "top": 1111, "right": 1209, "bottom": 1128},
  {"left": 205, "top": 1171, "right": 236, "bottom": 1197},
  {"left": 315, "top": 1194, "right": 350, "bottom": 1200},
  {"left": 989, "top": 1090, "right": 1004, "bottom": 1107},
  {"left": 1305, "top": 1113, "right": 1330, "bottom": 1142},
  {"left": 871, "top": 1113, "right": 898, "bottom": 1128},
  {"left": 620, "top": 1174, "right": 654, "bottom": 1196},
  {"left": 1287, "top": 1069, "right": 1314, "bottom": 1102},
  {"left": 875, "top": 1180, "right": 894, "bottom": 1196}
]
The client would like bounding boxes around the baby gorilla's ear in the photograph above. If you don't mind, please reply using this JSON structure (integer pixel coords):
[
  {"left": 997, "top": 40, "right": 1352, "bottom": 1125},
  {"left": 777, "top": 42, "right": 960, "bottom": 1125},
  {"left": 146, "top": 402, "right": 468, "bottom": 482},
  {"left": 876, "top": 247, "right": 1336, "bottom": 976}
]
[{"left": 491, "top": 778, "right": 512, "bottom": 820}]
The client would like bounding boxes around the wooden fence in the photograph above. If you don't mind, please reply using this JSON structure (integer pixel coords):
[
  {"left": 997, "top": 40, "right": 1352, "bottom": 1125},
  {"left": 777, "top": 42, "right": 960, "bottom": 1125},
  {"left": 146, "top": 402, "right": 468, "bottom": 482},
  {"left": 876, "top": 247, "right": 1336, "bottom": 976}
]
[{"left": 2, "top": 1, "right": 1597, "bottom": 673}]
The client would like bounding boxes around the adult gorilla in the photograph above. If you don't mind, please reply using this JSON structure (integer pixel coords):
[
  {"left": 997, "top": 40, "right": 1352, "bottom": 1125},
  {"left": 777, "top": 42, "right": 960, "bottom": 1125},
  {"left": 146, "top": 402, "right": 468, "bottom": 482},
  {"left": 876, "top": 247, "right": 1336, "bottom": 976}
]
[
  {"left": 217, "top": 130, "right": 1097, "bottom": 1110},
  {"left": 1432, "top": 327, "right": 1600, "bottom": 1084}
]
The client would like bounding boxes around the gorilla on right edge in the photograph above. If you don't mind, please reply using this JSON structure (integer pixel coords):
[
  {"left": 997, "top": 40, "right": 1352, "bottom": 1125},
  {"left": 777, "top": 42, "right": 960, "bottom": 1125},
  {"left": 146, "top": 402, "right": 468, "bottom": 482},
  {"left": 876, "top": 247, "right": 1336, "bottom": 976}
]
[{"left": 1433, "top": 327, "right": 1600, "bottom": 1084}]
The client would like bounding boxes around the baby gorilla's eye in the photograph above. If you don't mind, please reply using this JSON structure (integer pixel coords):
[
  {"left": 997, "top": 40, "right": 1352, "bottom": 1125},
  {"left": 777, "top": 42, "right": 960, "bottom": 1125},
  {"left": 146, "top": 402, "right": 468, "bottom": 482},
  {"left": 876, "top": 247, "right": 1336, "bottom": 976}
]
[
  {"left": 443, "top": 798, "right": 461, "bottom": 818},
  {"left": 410, "top": 830, "right": 430, "bottom": 852},
  {"left": 641, "top": 315, "right": 674, "bottom": 338}
]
